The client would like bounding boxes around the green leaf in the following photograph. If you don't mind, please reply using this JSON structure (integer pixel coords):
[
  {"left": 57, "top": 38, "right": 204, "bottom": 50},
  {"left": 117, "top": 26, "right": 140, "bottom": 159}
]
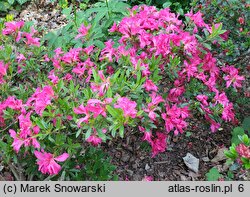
[
  {"left": 93, "top": 40, "right": 105, "bottom": 49},
  {"left": 239, "top": 134, "right": 250, "bottom": 146},
  {"left": 206, "top": 167, "right": 222, "bottom": 181},
  {"left": 231, "top": 127, "right": 245, "bottom": 145},
  {"left": 17, "top": 0, "right": 29, "bottom": 5},
  {"left": 106, "top": 106, "right": 118, "bottom": 117},
  {"left": 85, "top": 128, "right": 92, "bottom": 140},
  {"left": 242, "top": 116, "right": 250, "bottom": 132},
  {"left": 0, "top": 140, "right": 7, "bottom": 149},
  {"left": 119, "top": 125, "right": 124, "bottom": 138},
  {"left": 76, "top": 129, "right": 82, "bottom": 138},
  {"left": 92, "top": 68, "right": 98, "bottom": 82},
  {"left": 36, "top": 119, "right": 48, "bottom": 130},
  {"left": 185, "top": 132, "right": 192, "bottom": 137},
  {"left": 8, "top": 0, "right": 15, "bottom": 5},
  {"left": 227, "top": 170, "right": 234, "bottom": 179},
  {"left": 0, "top": 2, "right": 11, "bottom": 11},
  {"left": 163, "top": 2, "right": 172, "bottom": 8}
]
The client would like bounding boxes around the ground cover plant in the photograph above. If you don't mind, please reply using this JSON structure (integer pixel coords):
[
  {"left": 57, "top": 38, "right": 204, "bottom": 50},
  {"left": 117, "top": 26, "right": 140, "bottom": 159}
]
[{"left": 0, "top": 0, "right": 249, "bottom": 181}]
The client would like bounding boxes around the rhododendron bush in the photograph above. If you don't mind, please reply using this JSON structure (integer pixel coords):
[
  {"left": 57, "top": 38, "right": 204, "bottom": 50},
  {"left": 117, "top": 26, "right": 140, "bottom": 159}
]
[{"left": 0, "top": 5, "right": 246, "bottom": 180}]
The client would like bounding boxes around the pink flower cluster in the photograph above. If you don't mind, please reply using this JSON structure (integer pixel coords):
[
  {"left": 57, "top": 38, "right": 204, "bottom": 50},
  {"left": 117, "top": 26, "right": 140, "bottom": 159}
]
[
  {"left": 103, "top": 5, "right": 244, "bottom": 134},
  {"left": 26, "top": 86, "right": 55, "bottom": 116},
  {"left": 144, "top": 92, "right": 164, "bottom": 121},
  {"left": 222, "top": 66, "right": 245, "bottom": 89},
  {"left": 139, "top": 126, "right": 167, "bottom": 157},
  {"left": 114, "top": 97, "right": 137, "bottom": 119},
  {"left": 74, "top": 98, "right": 112, "bottom": 126},
  {"left": 162, "top": 105, "right": 189, "bottom": 136},
  {"left": 91, "top": 70, "right": 110, "bottom": 97},
  {"left": 236, "top": 144, "right": 250, "bottom": 159},
  {"left": 75, "top": 24, "right": 91, "bottom": 40},
  {"left": 0, "top": 90, "right": 69, "bottom": 175},
  {"left": 2, "top": 21, "right": 40, "bottom": 46},
  {"left": 0, "top": 61, "right": 8, "bottom": 84},
  {"left": 34, "top": 151, "right": 69, "bottom": 175}
]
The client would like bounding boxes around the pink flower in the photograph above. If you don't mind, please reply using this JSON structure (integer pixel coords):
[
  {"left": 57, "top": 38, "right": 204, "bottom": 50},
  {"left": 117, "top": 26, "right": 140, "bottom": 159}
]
[
  {"left": 4, "top": 96, "right": 23, "bottom": 111},
  {"left": 9, "top": 129, "right": 40, "bottom": 153},
  {"left": 16, "top": 53, "right": 26, "bottom": 63},
  {"left": 185, "top": 10, "right": 207, "bottom": 28},
  {"left": 90, "top": 70, "right": 110, "bottom": 97},
  {"left": 182, "top": 60, "right": 198, "bottom": 81},
  {"left": 26, "top": 86, "right": 54, "bottom": 116},
  {"left": 72, "top": 58, "right": 96, "bottom": 82},
  {"left": 196, "top": 95, "right": 208, "bottom": 106},
  {"left": 86, "top": 135, "right": 102, "bottom": 146},
  {"left": 109, "top": 22, "right": 118, "bottom": 33},
  {"left": 204, "top": 74, "right": 217, "bottom": 92},
  {"left": 238, "top": 17, "right": 245, "bottom": 25},
  {"left": 214, "top": 92, "right": 229, "bottom": 106},
  {"left": 2, "top": 21, "right": 24, "bottom": 35},
  {"left": 0, "top": 61, "right": 8, "bottom": 84},
  {"left": 167, "top": 86, "right": 185, "bottom": 103},
  {"left": 151, "top": 132, "right": 167, "bottom": 157},
  {"left": 143, "top": 79, "right": 158, "bottom": 92},
  {"left": 18, "top": 112, "right": 32, "bottom": 138},
  {"left": 34, "top": 151, "right": 69, "bottom": 175},
  {"left": 75, "top": 24, "right": 91, "bottom": 39},
  {"left": 23, "top": 33, "right": 40, "bottom": 46},
  {"left": 86, "top": 99, "right": 107, "bottom": 118},
  {"left": 9, "top": 129, "right": 25, "bottom": 153},
  {"left": 43, "top": 54, "right": 50, "bottom": 62},
  {"left": 236, "top": 144, "right": 250, "bottom": 159},
  {"left": 139, "top": 126, "right": 152, "bottom": 143},
  {"left": 222, "top": 66, "right": 245, "bottom": 89},
  {"left": 202, "top": 53, "right": 219, "bottom": 76},
  {"left": 144, "top": 92, "right": 164, "bottom": 121},
  {"left": 74, "top": 104, "right": 90, "bottom": 127},
  {"left": 222, "top": 103, "right": 235, "bottom": 122},
  {"left": 61, "top": 48, "right": 81, "bottom": 64},
  {"left": 142, "top": 176, "right": 153, "bottom": 181},
  {"left": 48, "top": 71, "right": 59, "bottom": 85},
  {"left": 63, "top": 73, "right": 73, "bottom": 81},
  {"left": 161, "top": 105, "right": 189, "bottom": 135},
  {"left": 99, "top": 40, "right": 117, "bottom": 62},
  {"left": 83, "top": 45, "right": 95, "bottom": 55},
  {"left": 107, "top": 66, "right": 114, "bottom": 75},
  {"left": 209, "top": 119, "right": 220, "bottom": 133},
  {"left": 149, "top": 92, "right": 164, "bottom": 107},
  {"left": 114, "top": 97, "right": 137, "bottom": 119}
]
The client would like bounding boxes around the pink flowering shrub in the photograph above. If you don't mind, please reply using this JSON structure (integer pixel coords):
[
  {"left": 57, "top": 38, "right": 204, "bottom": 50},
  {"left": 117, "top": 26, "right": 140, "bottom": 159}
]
[
  {"left": 225, "top": 134, "right": 250, "bottom": 170},
  {"left": 0, "top": 5, "right": 246, "bottom": 180}
]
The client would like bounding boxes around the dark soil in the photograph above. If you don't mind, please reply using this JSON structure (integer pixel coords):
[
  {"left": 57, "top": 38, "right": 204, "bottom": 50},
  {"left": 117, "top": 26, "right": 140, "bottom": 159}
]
[{"left": 102, "top": 120, "right": 232, "bottom": 181}]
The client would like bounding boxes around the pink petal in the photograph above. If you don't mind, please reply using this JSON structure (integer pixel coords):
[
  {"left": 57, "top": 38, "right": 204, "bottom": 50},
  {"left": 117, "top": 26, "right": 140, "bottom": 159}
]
[{"left": 54, "top": 153, "right": 69, "bottom": 162}]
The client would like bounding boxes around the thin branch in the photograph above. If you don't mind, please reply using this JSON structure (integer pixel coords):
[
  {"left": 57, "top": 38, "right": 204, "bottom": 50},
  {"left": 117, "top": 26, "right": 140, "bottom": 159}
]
[{"left": 0, "top": 121, "right": 18, "bottom": 132}]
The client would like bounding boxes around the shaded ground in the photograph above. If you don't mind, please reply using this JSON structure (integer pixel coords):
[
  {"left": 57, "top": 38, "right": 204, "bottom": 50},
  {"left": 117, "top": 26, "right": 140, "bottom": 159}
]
[{"left": 103, "top": 121, "right": 231, "bottom": 181}]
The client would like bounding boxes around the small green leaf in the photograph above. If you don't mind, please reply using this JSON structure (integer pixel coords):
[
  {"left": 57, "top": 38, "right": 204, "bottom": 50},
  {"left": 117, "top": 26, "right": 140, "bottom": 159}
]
[
  {"left": 231, "top": 127, "right": 245, "bottom": 145},
  {"left": 76, "top": 129, "right": 82, "bottom": 138},
  {"left": 106, "top": 106, "right": 118, "bottom": 117},
  {"left": 242, "top": 116, "right": 250, "bottom": 132},
  {"left": 119, "top": 126, "right": 124, "bottom": 138},
  {"left": 163, "top": 2, "right": 172, "bottom": 8},
  {"left": 8, "top": 0, "right": 15, "bottom": 5},
  {"left": 206, "top": 167, "right": 222, "bottom": 181},
  {"left": 17, "top": 0, "right": 29, "bottom": 5},
  {"left": 185, "top": 132, "right": 192, "bottom": 137}
]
